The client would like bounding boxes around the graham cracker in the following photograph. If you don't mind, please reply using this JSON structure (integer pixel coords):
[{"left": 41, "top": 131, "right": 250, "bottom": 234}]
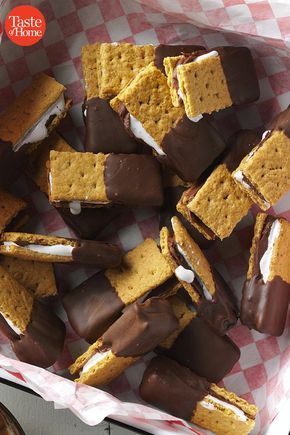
[
  {"left": 0, "top": 232, "right": 77, "bottom": 263},
  {"left": 0, "top": 256, "right": 57, "bottom": 298},
  {"left": 233, "top": 130, "right": 290, "bottom": 210},
  {"left": 160, "top": 295, "right": 195, "bottom": 349},
  {"left": 110, "top": 63, "right": 184, "bottom": 146},
  {"left": 0, "top": 265, "right": 33, "bottom": 334},
  {"left": 70, "top": 339, "right": 137, "bottom": 386},
  {"left": 81, "top": 43, "right": 101, "bottom": 99},
  {"left": 98, "top": 43, "right": 154, "bottom": 99},
  {"left": 49, "top": 151, "right": 107, "bottom": 204},
  {"left": 0, "top": 74, "right": 70, "bottom": 149},
  {"left": 193, "top": 383, "right": 257, "bottom": 435},
  {"left": 106, "top": 238, "right": 173, "bottom": 305},
  {"left": 0, "top": 189, "right": 27, "bottom": 233},
  {"left": 176, "top": 54, "right": 232, "bottom": 117},
  {"left": 27, "top": 133, "right": 74, "bottom": 195},
  {"left": 163, "top": 56, "right": 185, "bottom": 108},
  {"left": 186, "top": 164, "right": 253, "bottom": 240}
]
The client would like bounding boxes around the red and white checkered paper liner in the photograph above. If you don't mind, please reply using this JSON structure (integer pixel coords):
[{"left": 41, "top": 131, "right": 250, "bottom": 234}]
[{"left": 0, "top": 0, "right": 290, "bottom": 434}]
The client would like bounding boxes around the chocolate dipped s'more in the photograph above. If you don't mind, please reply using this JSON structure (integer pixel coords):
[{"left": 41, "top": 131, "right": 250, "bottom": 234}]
[
  {"left": 233, "top": 106, "right": 290, "bottom": 210},
  {"left": 0, "top": 266, "right": 65, "bottom": 368},
  {"left": 0, "top": 232, "right": 122, "bottom": 267},
  {"left": 0, "top": 189, "right": 28, "bottom": 233},
  {"left": 160, "top": 217, "right": 238, "bottom": 334},
  {"left": 69, "top": 298, "right": 178, "bottom": 386},
  {"left": 0, "top": 140, "right": 26, "bottom": 188},
  {"left": 0, "top": 257, "right": 57, "bottom": 298},
  {"left": 140, "top": 356, "right": 258, "bottom": 435},
  {"left": 110, "top": 64, "right": 226, "bottom": 182},
  {"left": 164, "top": 46, "right": 259, "bottom": 118},
  {"left": 177, "top": 129, "right": 260, "bottom": 240},
  {"left": 63, "top": 238, "right": 178, "bottom": 343},
  {"left": 49, "top": 151, "right": 164, "bottom": 209},
  {"left": 27, "top": 133, "right": 122, "bottom": 239},
  {"left": 159, "top": 296, "right": 240, "bottom": 383},
  {"left": 241, "top": 213, "right": 290, "bottom": 336},
  {"left": 0, "top": 74, "right": 71, "bottom": 154}
]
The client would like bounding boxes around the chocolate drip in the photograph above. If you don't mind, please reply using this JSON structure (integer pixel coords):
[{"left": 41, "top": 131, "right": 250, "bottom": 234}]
[
  {"left": 63, "top": 272, "right": 124, "bottom": 343},
  {"left": 0, "top": 140, "right": 26, "bottom": 187},
  {"left": 104, "top": 154, "right": 164, "bottom": 207},
  {"left": 154, "top": 44, "right": 204, "bottom": 74},
  {"left": 102, "top": 299, "right": 178, "bottom": 357},
  {"left": 84, "top": 97, "right": 140, "bottom": 154},
  {"left": 161, "top": 316, "right": 240, "bottom": 383},
  {"left": 269, "top": 105, "right": 290, "bottom": 138},
  {"left": 12, "top": 300, "right": 65, "bottom": 368},
  {"left": 72, "top": 240, "right": 123, "bottom": 268},
  {"left": 160, "top": 116, "right": 226, "bottom": 182},
  {"left": 216, "top": 46, "right": 260, "bottom": 105},
  {"left": 139, "top": 356, "right": 210, "bottom": 420},
  {"left": 223, "top": 129, "right": 260, "bottom": 172}
]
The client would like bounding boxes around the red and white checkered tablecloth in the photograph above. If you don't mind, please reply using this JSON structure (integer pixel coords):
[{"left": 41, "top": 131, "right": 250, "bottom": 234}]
[{"left": 0, "top": 1, "right": 289, "bottom": 434}]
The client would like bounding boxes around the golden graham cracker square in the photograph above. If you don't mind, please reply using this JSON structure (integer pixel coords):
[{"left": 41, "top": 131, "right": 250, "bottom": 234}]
[
  {"left": 233, "top": 130, "right": 290, "bottom": 210},
  {"left": 0, "top": 189, "right": 27, "bottom": 233},
  {"left": 0, "top": 74, "right": 68, "bottom": 148},
  {"left": 98, "top": 43, "right": 155, "bottom": 98},
  {"left": 0, "top": 265, "right": 33, "bottom": 334},
  {"left": 187, "top": 164, "right": 253, "bottom": 240},
  {"left": 176, "top": 54, "right": 232, "bottom": 118},
  {"left": 49, "top": 150, "right": 107, "bottom": 204},
  {"left": 0, "top": 256, "right": 57, "bottom": 298},
  {"left": 81, "top": 43, "right": 101, "bottom": 99},
  {"left": 111, "top": 63, "right": 184, "bottom": 145},
  {"left": 106, "top": 238, "right": 173, "bottom": 305}
]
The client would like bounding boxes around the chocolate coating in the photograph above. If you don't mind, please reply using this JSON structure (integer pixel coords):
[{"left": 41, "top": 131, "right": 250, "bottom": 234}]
[
  {"left": 223, "top": 129, "right": 260, "bottom": 172},
  {"left": 216, "top": 46, "right": 260, "bottom": 105},
  {"left": 139, "top": 356, "right": 210, "bottom": 420},
  {"left": 72, "top": 240, "right": 123, "bottom": 267},
  {"left": 0, "top": 140, "right": 26, "bottom": 187},
  {"left": 84, "top": 97, "right": 141, "bottom": 154},
  {"left": 154, "top": 44, "right": 204, "bottom": 74},
  {"left": 63, "top": 272, "right": 124, "bottom": 343},
  {"left": 161, "top": 316, "right": 240, "bottom": 383},
  {"left": 0, "top": 403, "right": 25, "bottom": 435},
  {"left": 104, "top": 154, "right": 164, "bottom": 207},
  {"left": 160, "top": 116, "right": 226, "bottom": 182},
  {"left": 59, "top": 206, "right": 122, "bottom": 240},
  {"left": 0, "top": 313, "right": 19, "bottom": 341},
  {"left": 11, "top": 301, "right": 65, "bottom": 368},
  {"left": 269, "top": 104, "right": 290, "bottom": 138},
  {"left": 102, "top": 299, "right": 178, "bottom": 357}
]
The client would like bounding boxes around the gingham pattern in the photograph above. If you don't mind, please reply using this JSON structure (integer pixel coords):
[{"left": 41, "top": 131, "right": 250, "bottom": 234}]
[{"left": 0, "top": 0, "right": 290, "bottom": 434}]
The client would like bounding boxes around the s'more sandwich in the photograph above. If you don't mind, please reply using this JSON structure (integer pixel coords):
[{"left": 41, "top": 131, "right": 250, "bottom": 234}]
[
  {"left": 233, "top": 105, "right": 290, "bottom": 210},
  {"left": 140, "top": 356, "right": 258, "bottom": 435},
  {"left": 164, "top": 46, "right": 259, "bottom": 118},
  {"left": 240, "top": 213, "right": 290, "bottom": 336},
  {"left": 27, "top": 133, "right": 122, "bottom": 239},
  {"left": 110, "top": 63, "right": 226, "bottom": 182},
  {"left": 177, "top": 129, "right": 260, "bottom": 240},
  {"left": 69, "top": 298, "right": 178, "bottom": 386},
  {"left": 159, "top": 295, "right": 240, "bottom": 383},
  {"left": 63, "top": 238, "right": 180, "bottom": 343},
  {"left": 0, "top": 74, "right": 71, "bottom": 154},
  {"left": 160, "top": 217, "right": 238, "bottom": 334},
  {"left": 0, "top": 266, "right": 65, "bottom": 368},
  {"left": 49, "top": 151, "right": 164, "bottom": 209},
  {"left": 0, "top": 189, "right": 28, "bottom": 233},
  {"left": 0, "top": 232, "right": 122, "bottom": 267}
]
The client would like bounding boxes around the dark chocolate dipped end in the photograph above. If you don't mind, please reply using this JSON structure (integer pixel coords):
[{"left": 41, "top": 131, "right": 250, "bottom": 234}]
[
  {"left": 154, "top": 44, "right": 205, "bottom": 74},
  {"left": 72, "top": 240, "right": 123, "bottom": 267}
]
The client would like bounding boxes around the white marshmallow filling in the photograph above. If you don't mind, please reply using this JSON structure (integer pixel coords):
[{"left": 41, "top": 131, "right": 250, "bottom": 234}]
[
  {"left": 13, "top": 94, "right": 66, "bottom": 152},
  {"left": 129, "top": 114, "right": 165, "bottom": 156},
  {"left": 3, "top": 241, "right": 74, "bottom": 257},
  {"left": 200, "top": 395, "right": 247, "bottom": 422},
  {"left": 80, "top": 350, "right": 110, "bottom": 375},
  {"left": 0, "top": 313, "right": 22, "bottom": 336},
  {"left": 259, "top": 219, "right": 281, "bottom": 283},
  {"left": 233, "top": 171, "right": 270, "bottom": 209}
]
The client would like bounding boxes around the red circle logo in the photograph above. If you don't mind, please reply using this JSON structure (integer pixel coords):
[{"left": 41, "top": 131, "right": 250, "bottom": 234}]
[{"left": 5, "top": 5, "right": 46, "bottom": 46}]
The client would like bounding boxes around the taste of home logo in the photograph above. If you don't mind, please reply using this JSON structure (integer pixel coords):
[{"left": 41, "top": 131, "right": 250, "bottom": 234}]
[{"left": 5, "top": 5, "right": 46, "bottom": 46}]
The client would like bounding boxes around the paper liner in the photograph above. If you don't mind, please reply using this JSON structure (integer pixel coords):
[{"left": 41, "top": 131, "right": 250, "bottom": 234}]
[{"left": 0, "top": 0, "right": 290, "bottom": 434}]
